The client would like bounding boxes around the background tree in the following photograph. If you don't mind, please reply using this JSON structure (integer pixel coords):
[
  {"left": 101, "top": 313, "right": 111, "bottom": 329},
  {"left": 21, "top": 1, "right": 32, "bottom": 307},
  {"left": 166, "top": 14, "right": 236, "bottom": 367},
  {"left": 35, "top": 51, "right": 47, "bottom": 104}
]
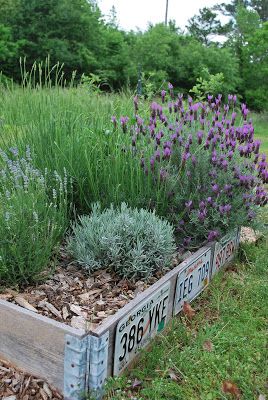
[
  {"left": 186, "top": 7, "right": 225, "bottom": 44},
  {"left": 0, "top": 0, "right": 267, "bottom": 110}
]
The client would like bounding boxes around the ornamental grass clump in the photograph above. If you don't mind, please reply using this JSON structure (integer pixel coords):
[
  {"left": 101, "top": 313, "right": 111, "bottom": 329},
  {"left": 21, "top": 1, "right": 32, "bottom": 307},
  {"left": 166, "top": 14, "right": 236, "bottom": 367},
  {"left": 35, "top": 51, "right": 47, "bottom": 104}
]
[
  {"left": 68, "top": 203, "right": 176, "bottom": 280},
  {"left": 114, "top": 90, "right": 268, "bottom": 248},
  {"left": 0, "top": 147, "right": 70, "bottom": 287}
]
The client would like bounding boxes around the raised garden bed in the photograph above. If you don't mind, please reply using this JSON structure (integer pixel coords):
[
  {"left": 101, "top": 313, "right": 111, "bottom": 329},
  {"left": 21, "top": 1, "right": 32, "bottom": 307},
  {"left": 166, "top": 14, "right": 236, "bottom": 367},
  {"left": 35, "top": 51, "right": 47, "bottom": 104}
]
[{"left": 0, "top": 229, "right": 240, "bottom": 400}]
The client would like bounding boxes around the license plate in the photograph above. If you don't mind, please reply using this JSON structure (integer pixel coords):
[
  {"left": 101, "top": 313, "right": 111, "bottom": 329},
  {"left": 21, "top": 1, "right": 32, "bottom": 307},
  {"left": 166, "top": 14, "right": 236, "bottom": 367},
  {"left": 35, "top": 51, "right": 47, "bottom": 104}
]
[
  {"left": 211, "top": 230, "right": 239, "bottom": 277},
  {"left": 113, "top": 282, "right": 170, "bottom": 375},
  {"left": 173, "top": 249, "right": 211, "bottom": 315}
]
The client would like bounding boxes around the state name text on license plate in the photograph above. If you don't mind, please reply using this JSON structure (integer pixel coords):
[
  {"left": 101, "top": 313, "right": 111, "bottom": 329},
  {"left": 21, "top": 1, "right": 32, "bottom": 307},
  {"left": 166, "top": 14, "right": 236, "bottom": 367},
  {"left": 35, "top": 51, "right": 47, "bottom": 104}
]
[
  {"left": 114, "top": 282, "right": 170, "bottom": 375},
  {"left": 211, "top": 230, "right": 238, "bottom": 276},
  {"left": 173, "top": 249, "right": 211, "bottom": 315}
]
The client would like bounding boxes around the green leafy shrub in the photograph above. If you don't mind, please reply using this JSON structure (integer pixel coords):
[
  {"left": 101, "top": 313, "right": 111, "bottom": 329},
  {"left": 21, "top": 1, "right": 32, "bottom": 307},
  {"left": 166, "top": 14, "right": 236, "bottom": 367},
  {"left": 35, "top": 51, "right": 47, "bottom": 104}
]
[
  {"left": 190, "top": 68, "right": 225, "bottom": 101},
  {"left": 68, "top": 203, "right": 176, "bottom": 280},
  {"left": 0, "top": 147, "right": 70, "bottom": 287}
]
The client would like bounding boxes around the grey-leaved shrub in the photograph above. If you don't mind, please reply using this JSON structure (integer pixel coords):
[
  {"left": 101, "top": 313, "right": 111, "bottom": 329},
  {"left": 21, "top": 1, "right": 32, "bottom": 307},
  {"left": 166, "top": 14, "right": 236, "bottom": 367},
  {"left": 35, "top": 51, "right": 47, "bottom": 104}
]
[{"left": 67, "top": 203, "right": 176, "bottom": 280}]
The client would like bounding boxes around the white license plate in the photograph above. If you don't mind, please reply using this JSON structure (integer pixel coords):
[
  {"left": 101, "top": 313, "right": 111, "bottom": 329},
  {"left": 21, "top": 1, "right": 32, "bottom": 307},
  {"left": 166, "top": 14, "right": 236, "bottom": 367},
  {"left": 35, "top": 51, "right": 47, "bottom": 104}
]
[
  {"left": 113, "top": 282, "right": 170, "bottom": 375},
  {"left": 173, "top": 249, "right": 211, "bottom": 315},
  {"left": 211, "top": 230, "right": 239, "bottom": 277}
]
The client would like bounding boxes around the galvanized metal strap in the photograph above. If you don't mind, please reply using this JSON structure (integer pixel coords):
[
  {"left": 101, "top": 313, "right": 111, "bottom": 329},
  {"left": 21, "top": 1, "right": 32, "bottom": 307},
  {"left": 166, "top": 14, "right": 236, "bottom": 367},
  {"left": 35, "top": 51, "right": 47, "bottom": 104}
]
[
  {"left": 64, "top": 334, "right": 89, "bottom": 400},
  {"left": 88, "top": 331, "right": 109, "bottom": 400}
]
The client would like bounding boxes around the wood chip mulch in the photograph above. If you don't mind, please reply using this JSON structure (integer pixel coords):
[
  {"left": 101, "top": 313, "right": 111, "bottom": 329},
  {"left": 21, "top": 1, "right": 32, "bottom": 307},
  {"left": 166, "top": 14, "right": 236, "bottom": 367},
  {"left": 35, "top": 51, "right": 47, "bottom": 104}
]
[
  {"left": 1, "top": 246, "right": 181, "bottom": 331},
  {"left": 0, "top": 359, "right": 63, "bottom": 400}
]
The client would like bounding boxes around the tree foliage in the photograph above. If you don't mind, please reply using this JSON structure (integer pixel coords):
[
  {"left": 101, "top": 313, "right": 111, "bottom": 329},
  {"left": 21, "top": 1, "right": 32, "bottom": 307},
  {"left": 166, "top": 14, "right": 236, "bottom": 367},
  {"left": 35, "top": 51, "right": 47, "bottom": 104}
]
[{"left": 0, "top": 0, "right": 267, "bottom": 110}]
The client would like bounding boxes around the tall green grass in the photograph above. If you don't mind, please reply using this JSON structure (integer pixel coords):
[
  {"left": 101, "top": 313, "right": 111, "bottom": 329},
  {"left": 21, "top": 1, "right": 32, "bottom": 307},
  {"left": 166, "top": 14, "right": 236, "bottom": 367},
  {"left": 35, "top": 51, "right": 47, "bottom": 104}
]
[{"left": 0, "top": 85, "right": 160, "bottom": 214}]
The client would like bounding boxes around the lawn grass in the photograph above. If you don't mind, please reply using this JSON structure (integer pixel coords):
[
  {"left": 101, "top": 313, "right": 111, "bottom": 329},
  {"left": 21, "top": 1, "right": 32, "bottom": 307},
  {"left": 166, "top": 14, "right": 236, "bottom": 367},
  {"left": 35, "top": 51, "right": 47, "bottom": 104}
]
[{"left": 103, "top": 238, "right": 268, "bottom": 400}]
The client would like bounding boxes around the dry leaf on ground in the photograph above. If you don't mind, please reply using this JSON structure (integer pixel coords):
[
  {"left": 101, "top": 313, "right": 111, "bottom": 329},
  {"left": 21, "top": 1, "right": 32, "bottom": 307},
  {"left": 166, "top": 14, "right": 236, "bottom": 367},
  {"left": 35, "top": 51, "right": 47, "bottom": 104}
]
[
  {"left": 203, "top": 340, "right": 214, "bottom": 352},
  {"left": 168, "top": 368, "right": 181, "bottom": 382},
  {"left": 182, "top": 302, "right": 196, "bottom": 319},
  {"left": 222, "top": 380, "right": 241, "bottom": 399}
]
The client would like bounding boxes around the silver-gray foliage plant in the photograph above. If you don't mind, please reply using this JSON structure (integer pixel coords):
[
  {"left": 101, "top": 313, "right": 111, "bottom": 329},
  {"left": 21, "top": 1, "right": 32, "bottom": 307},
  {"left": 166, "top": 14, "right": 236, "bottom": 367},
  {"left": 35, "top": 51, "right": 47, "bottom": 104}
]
[{"left": 68, "top": 203, "right": 176, "bottom": 280}]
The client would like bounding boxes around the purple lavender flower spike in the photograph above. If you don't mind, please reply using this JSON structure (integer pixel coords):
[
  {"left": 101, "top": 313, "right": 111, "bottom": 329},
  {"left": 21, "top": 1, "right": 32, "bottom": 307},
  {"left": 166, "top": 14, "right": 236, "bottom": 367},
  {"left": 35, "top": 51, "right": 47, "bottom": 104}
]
[
  {"left": 185, "top": 200, "right": 193, "bottom": 210},
  {"left": 151, "top": 102, "right": 158, "bottom": 118},
  {"left": 207, "top": 196, "right": 213, "bottom": 205},
  {"left": 155, "top": 149, "right": 161, "bottom": 162},
  {"left": 163, "top": 147, "right": 172, "bottom": 160},
  {"left": 150, "top": 156, "right": 155, "bottom": 171},
  {"left": 161, "top": 90, "right": 166, "bottom": 103},
  {"left": 170, "top": 133, "right": 177, "bottom": 143},
  {"left": 132, "top": 135, "right": 137, "bottom": 147},
  {"left": 207, "top": 230, "right": 219, "bottom": 241},
  {"left": 219, "top": 205, "right": 225, "bottom": 215},
  {"left": 225, "top": 204, "right": 232, "bottom": 214},
  {"left": 254, "top": 140, "right": 261, "bottom": 154},
  {"left": 155, "top": 133, "right": 162, "bottom": 146},
  {"left": 191, "top": 155, "right": 197, "bottom": 167},
  {"left": 221, "top": 159, "right": 228, "bottom": 171},
  {"left": 204, "top": 139, "right": 210, "bottom": 150},
  {"left": 197, "top": 131, "right": 203, "bottom": 145},
  {"left": 178, "top": 94, "right": 183, "bottom": 108},
  {"left": 160, "top": 168, "right": 167, "bottom": 181},
  {"left": 247, "top": 210, "right": 256, "bottom": 221},
  {"left": 182, "top": 152, "right": 191, "bottom": 166},
  {"left": 207, "top": 95, "right": 213, "bottom": 103},
  {"left": 199, "top": 201, "right": 206, "bottom": 210},
  {"left": 111, "top": 115, "right": 117, "bottom": 129},
  {"left": 120, "top": 116, "right": 129, "bottom": 133},
  {"left": 212, "top": 183, "right": 219, "bottom": 195},
  {"left": 183, "top": 237, "right": 192, "bottom": 247},
  {"left": 198, "top": 209, "right": 207, "bottom": 222},
  {"left": 133, "top": 95, "right": 139, "bottom": 113},
  {"left": 168, "top": 82, "right": 174, "bottom": 98},
  {"left": 188, "top": 134, "right": 193, "bottom": 144}
]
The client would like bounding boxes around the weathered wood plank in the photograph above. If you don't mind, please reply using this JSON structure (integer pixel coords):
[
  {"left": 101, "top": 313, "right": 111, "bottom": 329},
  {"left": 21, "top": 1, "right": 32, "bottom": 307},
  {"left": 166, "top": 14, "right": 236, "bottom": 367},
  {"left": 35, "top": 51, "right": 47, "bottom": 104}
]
[
  {"left": 0, "top": 299, "right": 85, "bottom": 392},
  {"left": 91, "top": 244, "right": 214, "bottom": 377}
]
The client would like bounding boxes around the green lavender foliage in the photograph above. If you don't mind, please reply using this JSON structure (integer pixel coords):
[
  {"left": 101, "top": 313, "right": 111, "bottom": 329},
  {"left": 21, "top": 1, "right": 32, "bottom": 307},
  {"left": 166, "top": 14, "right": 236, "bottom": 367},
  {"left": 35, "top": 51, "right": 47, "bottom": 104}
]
[
  {"left": 0, "top": 147, "right": 70, "bottom": 287},
  {"left": 0, "top": 82, "right": 155, "bottom": 215},
  {"left": 68, "top": 203, "right": 176, "bottom": 280}
]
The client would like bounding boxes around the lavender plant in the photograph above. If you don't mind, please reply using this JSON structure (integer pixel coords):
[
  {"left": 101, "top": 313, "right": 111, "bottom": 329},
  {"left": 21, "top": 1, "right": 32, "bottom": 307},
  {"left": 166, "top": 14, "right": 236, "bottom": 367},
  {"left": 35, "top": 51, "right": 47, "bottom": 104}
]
[
  {"left": 68, "top": 203, "right": 176, "bottom": 280},
  {"left": 114, "top": 90, "right": 268, "bottom": 249},
  {"left": 0, "top": 147, "right": 70, "bottom": 286}
]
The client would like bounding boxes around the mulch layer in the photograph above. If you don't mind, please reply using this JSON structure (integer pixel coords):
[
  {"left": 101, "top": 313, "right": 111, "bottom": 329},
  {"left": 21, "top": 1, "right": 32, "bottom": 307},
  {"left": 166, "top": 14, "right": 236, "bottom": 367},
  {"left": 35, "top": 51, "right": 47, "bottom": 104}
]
[
  {"left": 1, "top": 246, "right": 183, "bottom": 331},
  {"left": 0, "top": 359, "right": 63, "bottom": 400}
]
